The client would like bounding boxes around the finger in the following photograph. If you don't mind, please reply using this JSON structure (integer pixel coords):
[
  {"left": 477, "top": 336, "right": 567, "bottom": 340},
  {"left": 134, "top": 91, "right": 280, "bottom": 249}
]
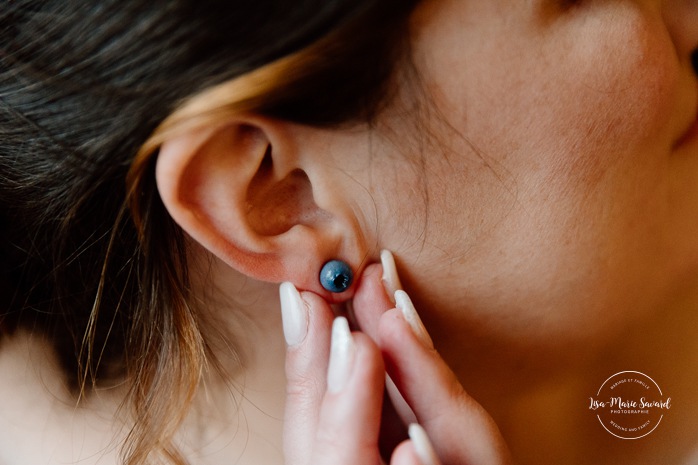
[
  {"left": 378, "top": 296, "right": 512, "bottom": 465},
  {"left": 378, "top": 385, "right": 410, "bottom": 460},
  {"left": 391, "top": 424, "right": 443, "bottom": 465},
  {"left": 352, "top": 256, "right": 416, "bottom": 441},
  {"left": 391, "top": 440, "right": 423, "bottom": 465},
  {"left": 280, "top": 283, "right": 335, "bottom": 465},
  {"left": 310, "top": 318, "right": 386, "bottom": 465},
  {"left": 352, "top": 257, "right": 396, "bottom": 341}
]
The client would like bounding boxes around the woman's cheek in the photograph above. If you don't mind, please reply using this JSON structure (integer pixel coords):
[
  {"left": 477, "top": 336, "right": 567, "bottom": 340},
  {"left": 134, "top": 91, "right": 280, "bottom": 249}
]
[
  {"left": 503, "top": 5, "right": 682, "bottom": 330},
  {"left": 387, "top": 1, "right": 684, "bottom": 346},
  {"left": 547, "top": 2, "right": 678, "bottom": 163},
  {"left": 465, "top": 5, "right": 680, "bottom": 338}
]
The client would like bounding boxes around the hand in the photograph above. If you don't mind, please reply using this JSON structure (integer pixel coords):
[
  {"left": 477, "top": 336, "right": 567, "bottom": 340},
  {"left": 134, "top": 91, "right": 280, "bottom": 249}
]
[
  {"left": 281, "top": 282, "right": 426, "bottom": 464},
  {"left": 353, "top": 260, "right": 513, "bottom": 465},
  {"left": 280, "top": 253, "right": 512, "bottom": 465}
]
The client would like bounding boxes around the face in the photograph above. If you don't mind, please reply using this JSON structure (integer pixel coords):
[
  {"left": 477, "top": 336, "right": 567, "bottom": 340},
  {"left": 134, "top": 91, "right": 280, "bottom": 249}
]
[{"left": 338, "top": 0, "right": 698, "bottom": 367}]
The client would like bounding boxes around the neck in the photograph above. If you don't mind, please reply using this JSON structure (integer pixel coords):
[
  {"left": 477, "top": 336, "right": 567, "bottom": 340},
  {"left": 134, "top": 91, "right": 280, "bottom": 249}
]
[
  {"left": 177, "top": 252, "right": 287, "bottom": 464},
  {"left": 496, "top": 277, "right": 698, "bottom": 465}
]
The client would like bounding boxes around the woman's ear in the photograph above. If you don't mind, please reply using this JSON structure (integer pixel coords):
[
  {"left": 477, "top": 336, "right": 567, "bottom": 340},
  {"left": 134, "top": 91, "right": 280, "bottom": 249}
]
[{"left": 155, "top": 117, "right": 366, "bottom": 301}]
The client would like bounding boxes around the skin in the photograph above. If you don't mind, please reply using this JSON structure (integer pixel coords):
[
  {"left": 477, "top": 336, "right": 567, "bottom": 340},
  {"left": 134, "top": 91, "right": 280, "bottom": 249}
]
[
  {"left": 1, "top": 0, "right": 697, "bottom": 464},
  {"left": 367, "top": 0, "right": 698, "bottom": 354},
  {"left": 344, "top": 1, "right": 698, "bottom": 461},
  {"left": 274, "top": 0, "right": 698, "bottom": 462}
]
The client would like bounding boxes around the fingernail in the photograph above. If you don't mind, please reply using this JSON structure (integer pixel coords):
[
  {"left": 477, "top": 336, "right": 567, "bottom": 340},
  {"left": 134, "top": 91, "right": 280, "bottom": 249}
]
[
  {"left": 395, "top": 290, "right": 434, "bottom": 349},
  {"left": 408, "top": 424, "right": 441, "bottom": 465},
  {"left": 327, "top": 317, "right": 355, "bottom": 393},
  {"left": 279, "top": 282, "right": 308, "bottom": 347},
  {"left": 381, "top": 249, "right": 403, "bottom": 304}
]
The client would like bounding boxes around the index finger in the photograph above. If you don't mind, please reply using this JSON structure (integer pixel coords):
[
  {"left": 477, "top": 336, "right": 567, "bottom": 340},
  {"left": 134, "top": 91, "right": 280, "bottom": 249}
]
[{"left": 280, "top": 283, "right": 335, "bottom": 465}]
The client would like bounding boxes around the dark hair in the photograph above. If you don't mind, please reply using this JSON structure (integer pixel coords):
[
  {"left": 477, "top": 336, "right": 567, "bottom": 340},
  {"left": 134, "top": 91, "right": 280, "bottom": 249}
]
[{"left": 0, "top": 0, "right": 419, "bottom": 463}]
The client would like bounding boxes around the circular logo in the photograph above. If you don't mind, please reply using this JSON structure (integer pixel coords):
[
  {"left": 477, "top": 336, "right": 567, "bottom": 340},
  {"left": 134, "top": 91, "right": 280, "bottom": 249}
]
[{"left": 589, "top": 371, "right": 671, "bottom": 439}]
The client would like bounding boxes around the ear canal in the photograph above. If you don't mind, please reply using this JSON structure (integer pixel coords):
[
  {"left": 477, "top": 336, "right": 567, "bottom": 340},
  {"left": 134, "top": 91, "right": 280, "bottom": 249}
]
[{"left": 246, "top": 146, "right": 329, "bottom": 237}]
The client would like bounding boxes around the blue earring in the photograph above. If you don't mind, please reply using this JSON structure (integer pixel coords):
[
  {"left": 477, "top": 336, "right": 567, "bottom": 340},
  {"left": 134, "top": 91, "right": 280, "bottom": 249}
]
[{"left": 319, "top": 260, "right": 353, "bottom": 293}]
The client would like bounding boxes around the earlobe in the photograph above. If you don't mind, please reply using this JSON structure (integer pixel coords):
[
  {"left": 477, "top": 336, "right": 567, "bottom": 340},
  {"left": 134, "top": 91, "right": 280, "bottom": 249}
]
[{"left": 154, "top": 118, "right": 364, "bottom": 301}]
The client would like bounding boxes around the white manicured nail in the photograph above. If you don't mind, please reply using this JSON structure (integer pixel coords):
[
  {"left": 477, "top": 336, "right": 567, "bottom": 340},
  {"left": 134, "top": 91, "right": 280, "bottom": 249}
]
[
  {"left": 279, "top": 282, "right": 308, "bottom": 347},
  {"left": 327, "top": 317, "right": 355, "bottom": 393},
  {"left": 381, "top": 249, "right": 403, "bottom": 303},
  {"left": 408, "top": 424, "right": 441, "bottom": 465},
  {"left": 395, "top": 290, "right": 434, "bottom": 349}
]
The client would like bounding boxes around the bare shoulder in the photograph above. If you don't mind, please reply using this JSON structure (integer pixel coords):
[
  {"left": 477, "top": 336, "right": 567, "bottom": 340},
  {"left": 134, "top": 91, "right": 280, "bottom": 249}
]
[{"left": 0, "top": 331, "right": 124, "bottom": 465}]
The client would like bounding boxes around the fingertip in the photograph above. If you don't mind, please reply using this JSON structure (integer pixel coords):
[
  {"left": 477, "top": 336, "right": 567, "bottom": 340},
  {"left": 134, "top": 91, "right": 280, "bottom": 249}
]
[
  {"left": 362, "top": 261, "right": 384, "bottom": 281},
  {"left": 350, "top": 331, "right": 387, "bottom": 382},
  {"left": 352, "top": 263, "right": 395, "bottom": 338},
  {"left": 297, "top": 288, "right": 323, "bottom": 307},
  {"left": 285, "top": 291, "right": 335, "bottom": 361},
  {"left": 279, "top": 282, "right": 308, "bottom": 347},
  {"left": 311, "top": 329, "right": 386, "bottom": 463},
  {"left": 394, "top": 291, "right": 433, "bottom": 349},
  {"left": 378, "top": 307, "right": 415, "bottom": 348},
  {"left": 380, "top": 249, "right": 403, "bottom": 302},
  {"left": 327, "top": 317, "right": 355, "bottom": 393},
  {"left": 328, "top": 330, "right": 386, "bottom": 415},
  {"left": 391, "top": 439, "right": 423, "bottom": 465},
  {"left": 408, "top": 424, "right": 441, "bottom": 465},
  {"left": 378, "top": 305, "right": 437, "bottom": 360},
  {"left": 297, "top": 290, "right": 335, "bottom": 325},
  {"left": 323, "top": 329, "right": 386, "bottom": 399},
  {"left": 355, "top": 263, "right": 385, "bottom": 299}
]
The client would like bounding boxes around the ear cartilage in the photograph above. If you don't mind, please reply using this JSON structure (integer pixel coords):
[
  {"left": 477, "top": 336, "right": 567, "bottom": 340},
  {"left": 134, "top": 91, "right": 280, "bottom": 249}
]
[{"left": 319, "top": 260, "right": 354, "bottom": 293}]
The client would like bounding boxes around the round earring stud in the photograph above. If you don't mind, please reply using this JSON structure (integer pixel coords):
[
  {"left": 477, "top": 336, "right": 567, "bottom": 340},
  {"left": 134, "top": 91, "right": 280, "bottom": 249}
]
[{"left": 319, "top": 260, "right": 354, "bottom": 293}]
